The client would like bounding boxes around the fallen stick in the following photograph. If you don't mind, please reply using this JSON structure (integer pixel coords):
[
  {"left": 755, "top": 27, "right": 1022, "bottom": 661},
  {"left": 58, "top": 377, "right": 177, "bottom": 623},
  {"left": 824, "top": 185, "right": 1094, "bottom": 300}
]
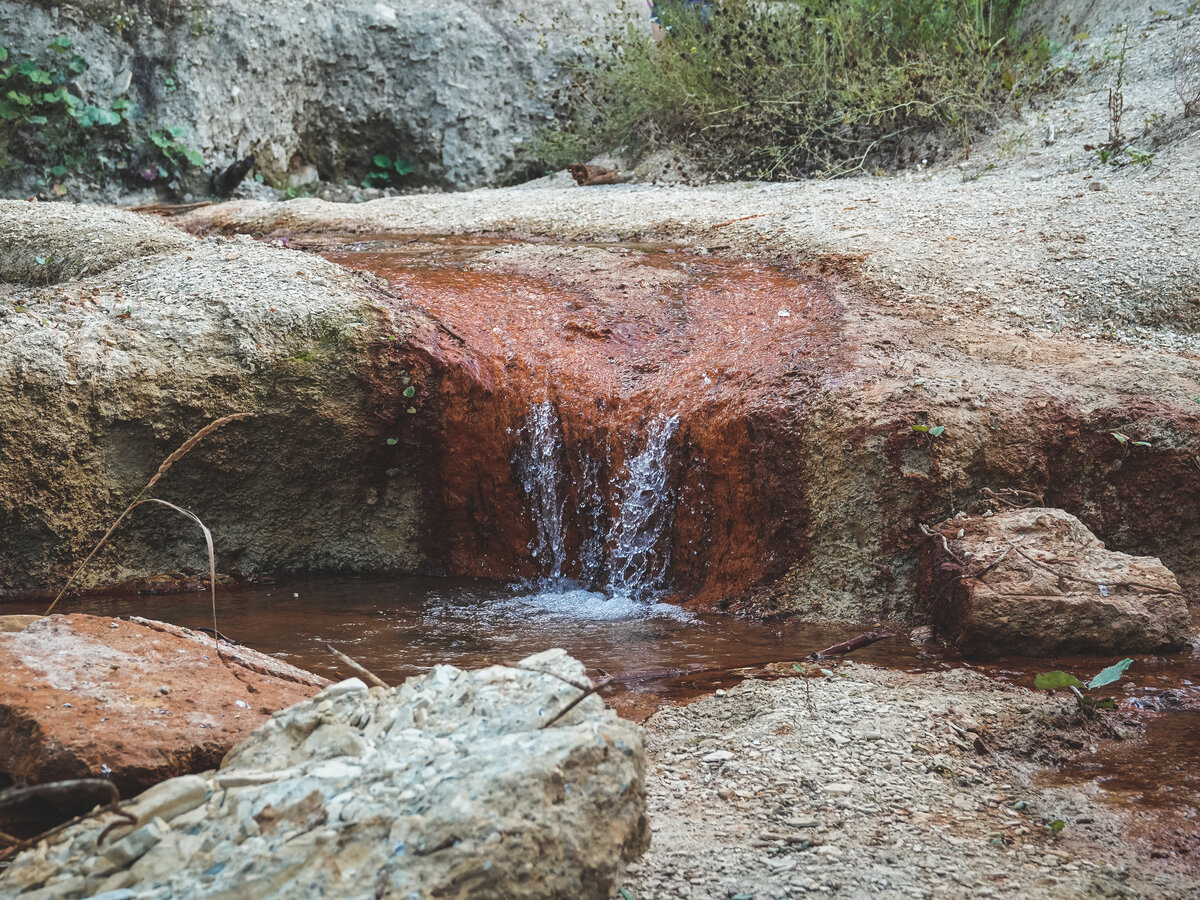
[
  {"left": 322, "top": 642, "right": 390, "bottom": 689},
  {"left": 0, "top": 779, "right": 135, "bottom": 859},
  {"left": 541, "top": 675, "right": 615, "bottom": 729},
  {"left": 710, "top": 213, "right": 767, "bottom": 229},
  {"left": 810, "top": 631, "right": 895, "bottom": 658}
]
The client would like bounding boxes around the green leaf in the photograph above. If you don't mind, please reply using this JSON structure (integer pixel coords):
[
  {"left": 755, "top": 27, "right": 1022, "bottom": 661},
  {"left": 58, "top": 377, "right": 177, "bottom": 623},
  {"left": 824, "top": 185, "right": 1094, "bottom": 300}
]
[
  {"left": 1111, "top": 432, "right": 1128, "bottom": 444},
  {"left": 7, "top": 90, "right": 31, "bottom": 106},
  {"left": 183, "top": 148, "right": 204, "bottom": 167},
  {"left": 26, "top": 114, "right": 47, "bottom": 124},
  {"left": 386, "top": 437, "right": 399, "bottom": 446},
  {"left": 1049, "top": 819, "right": 1066, "bottom": 833},
  {"left": 373, "top": 153, "right": 392, "bottom": 168},
  {"left": 394, "top": 158, "right": 414, "bottom": 175},
  {"left": 111, "top": 98, "right": 129, "bottom": 111},
  {"left": 168, "top": 124, "right": 186, "bottom": 138},
  {"left": 47, "top": 36, "right": 72, "bottom": 53},
  {"left": 619, "top": 889, "right": 636, "bottom": 900},
  {"left": 1033, "top": 671, "right": 1086, "bottom": 691},
  {"left": 1094, "top": 697, "right": 1117, "bottom": 710},
  {"left": 928, "top": 425, "right": 945, "bottom": 437},
  {"left": 68, "top": 56, "right": 88, "bottom": 74},
  {"left": 34, "top": 256, "right": 46, "bottom": 265},
  {"left": 0, "top": 46, "right": 8, "bottom": 63},
  {"left": 49, "top": 165, "right": 68, "bottom": 176},
  {"left": 1013, "top": 800, "right": 1028, "bottom": 811},
  {"left": 912, "top": 424, "right": 930, "bottom": 433},
  {"left": 0, "top": 100, "right": 19, "bottom": 119},
  {"left": 406, "top": 407, "right": 417, "bottom": 414},
  {"left": 1132, "top": 440, "right": 1150, "bottom": 448},
  {"left": 1087, "top": 658, "right": 1132, "bottom": 689},
  {"left": 403, "top": 385, "right": 416, "bottom": 398}
]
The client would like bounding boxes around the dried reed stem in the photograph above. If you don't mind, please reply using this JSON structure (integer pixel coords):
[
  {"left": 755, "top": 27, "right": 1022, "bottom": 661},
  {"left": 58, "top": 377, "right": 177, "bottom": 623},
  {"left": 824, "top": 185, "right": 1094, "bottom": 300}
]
[{"left": 44, "top": 412, "right": 250, "bottom": 616}]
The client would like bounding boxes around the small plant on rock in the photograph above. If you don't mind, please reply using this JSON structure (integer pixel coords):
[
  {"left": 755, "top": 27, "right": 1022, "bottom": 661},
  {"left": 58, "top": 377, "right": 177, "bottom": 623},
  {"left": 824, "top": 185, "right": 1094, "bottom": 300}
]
[
  {"left": 363, "top": 152, "right": 413, "bottom": 188},
  {"left": 1034, "top": 657, "right": 1132, "bottom": 714}
]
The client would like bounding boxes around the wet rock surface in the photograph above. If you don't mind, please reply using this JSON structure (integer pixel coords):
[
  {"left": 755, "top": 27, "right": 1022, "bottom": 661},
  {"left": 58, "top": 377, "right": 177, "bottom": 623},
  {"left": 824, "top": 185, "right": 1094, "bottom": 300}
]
[
  {"left": 921, "top": 508, "right": 1191, "bottom": 657},
  {"left": 622, "top": 665, "right": 1200, "bottom": 899},
  {"left": 0, "top": 614, "right": 326, "bottom": 835},
  {"left": 0, "top": 650, "right": 648, "bottom": 899}
]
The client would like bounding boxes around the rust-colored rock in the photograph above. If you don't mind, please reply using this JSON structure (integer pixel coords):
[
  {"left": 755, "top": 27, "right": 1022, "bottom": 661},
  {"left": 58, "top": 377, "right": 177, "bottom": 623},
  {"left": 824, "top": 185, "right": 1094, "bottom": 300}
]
[
  {"left": 920, "top": 508, "right": 1191, "bottom": 658},
  {"left": 0, "top": 614, "right": 327, "bottom": 834}
]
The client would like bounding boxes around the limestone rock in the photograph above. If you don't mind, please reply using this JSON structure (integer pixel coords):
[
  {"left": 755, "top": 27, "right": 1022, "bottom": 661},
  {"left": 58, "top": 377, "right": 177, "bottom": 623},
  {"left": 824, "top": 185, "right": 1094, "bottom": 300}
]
[
  {"left": 921, "top": 507, "right": 1191, "bottom": 657},
  {"left": 0, "top": 1, "right": 643, "bottom": 195},
  {"left": 0, "top": 202, "right": 462, "bottom": 592},
  {"left": 0, "top": 614, "right": 327, "bottom": 836},
  {"left": 0, "top": 650, "right": 649, "bottom": 899}
]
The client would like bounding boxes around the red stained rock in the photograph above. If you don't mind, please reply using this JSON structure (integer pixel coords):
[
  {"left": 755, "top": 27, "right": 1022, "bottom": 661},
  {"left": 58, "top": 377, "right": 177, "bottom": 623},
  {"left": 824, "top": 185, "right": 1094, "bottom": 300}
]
[
  {"left": 920, "top": 508, "right": 1191, "bottom": 658},
  {"left": 0, "top": 614, "right": 327, "bottom": 830}
]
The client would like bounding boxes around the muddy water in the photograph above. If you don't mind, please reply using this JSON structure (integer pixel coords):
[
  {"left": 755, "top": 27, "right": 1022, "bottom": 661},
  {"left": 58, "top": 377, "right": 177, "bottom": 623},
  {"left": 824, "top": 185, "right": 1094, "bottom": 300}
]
[
  {"left": 10, "top": 580, "right": 1199, "bottom": 820},
  {"left": 7, "top": 578, "right": 934, "bottom": 718}
]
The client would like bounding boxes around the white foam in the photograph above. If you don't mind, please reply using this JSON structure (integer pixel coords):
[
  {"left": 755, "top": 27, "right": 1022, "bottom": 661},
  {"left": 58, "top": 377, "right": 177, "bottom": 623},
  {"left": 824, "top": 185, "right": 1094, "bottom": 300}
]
[{"left": 504, "top": 584, "right": 693, "bottom": 622}]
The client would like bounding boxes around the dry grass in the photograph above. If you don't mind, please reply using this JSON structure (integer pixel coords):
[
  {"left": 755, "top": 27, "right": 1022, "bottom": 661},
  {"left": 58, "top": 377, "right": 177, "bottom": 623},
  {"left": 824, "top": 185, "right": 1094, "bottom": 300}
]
[{"left": 44, "top": 412, "right": 251, "bottom": 618}]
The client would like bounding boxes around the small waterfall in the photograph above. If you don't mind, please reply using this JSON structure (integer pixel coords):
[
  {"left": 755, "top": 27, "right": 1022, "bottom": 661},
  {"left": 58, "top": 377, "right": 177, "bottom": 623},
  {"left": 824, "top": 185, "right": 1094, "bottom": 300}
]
[
  {"left": 515, "top": 404, "right": 680, "bottom": 606},
  {"left": 606, "top": 415, "right": 680, "bottom": 599},
  {"left": 515, "top": 400, "right": 569, "bottom": 581}
]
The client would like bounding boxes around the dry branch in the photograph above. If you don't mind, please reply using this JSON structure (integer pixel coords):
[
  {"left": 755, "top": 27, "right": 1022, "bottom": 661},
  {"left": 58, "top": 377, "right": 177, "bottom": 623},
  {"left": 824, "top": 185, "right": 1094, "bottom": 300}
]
[
  {"left": 322, "top": 642, "right": 390, "bottom": 689},
  {"left": 811, "top": 631, "right": 895, "bottom": 658}
]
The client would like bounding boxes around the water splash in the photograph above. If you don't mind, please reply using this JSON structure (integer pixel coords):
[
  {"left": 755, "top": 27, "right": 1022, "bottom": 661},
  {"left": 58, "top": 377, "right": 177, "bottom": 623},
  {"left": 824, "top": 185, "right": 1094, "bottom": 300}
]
[
  {"left": 606, "top": 415, "right": 681, "bottom": 600},
  {"left": 515, "top": 400, "right": 568, "bottom": 581}
]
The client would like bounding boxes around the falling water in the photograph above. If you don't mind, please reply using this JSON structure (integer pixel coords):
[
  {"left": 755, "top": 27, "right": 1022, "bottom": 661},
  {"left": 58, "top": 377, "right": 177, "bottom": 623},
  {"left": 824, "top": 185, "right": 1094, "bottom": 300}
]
[
  {"left": 606, "top": 415, "right": 681, "bottom": 599},
  {"left": 515, "top": 400, "right": 569, "bottom": 581},
  {"left": 516, "top": 403, "right": 681, "bottom": 610}
]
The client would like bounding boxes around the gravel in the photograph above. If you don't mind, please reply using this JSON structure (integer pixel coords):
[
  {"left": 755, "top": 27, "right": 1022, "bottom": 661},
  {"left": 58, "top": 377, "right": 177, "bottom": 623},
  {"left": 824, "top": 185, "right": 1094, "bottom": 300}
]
[{"left": 619, "top": 663, "right": 1199, "bottom": 899}]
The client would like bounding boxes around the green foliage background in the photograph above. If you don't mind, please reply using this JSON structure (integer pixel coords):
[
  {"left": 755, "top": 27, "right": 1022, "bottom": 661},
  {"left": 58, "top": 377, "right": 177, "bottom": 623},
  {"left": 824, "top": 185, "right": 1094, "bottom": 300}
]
[{"left": 537, "top": 0, "right": 1055, "bottom": 178}]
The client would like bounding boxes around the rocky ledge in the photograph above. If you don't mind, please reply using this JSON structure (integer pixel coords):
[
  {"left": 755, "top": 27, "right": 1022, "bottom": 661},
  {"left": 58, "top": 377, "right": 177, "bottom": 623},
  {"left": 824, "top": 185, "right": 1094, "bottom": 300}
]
[
  {"left": 0, "top": 614, "right": 327, "bottom": 836},
  {"left": 0, "top": 650, "right": 648, "bottom": 899}
]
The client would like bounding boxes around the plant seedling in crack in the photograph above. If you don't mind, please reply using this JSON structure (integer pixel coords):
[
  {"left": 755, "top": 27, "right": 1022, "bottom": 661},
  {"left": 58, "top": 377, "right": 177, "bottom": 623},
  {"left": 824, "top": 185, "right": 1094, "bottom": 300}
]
[
  {"left": 1034, "top": 657, "right": 1133, "bottom": 714},
  {"left": 1111, "top": 431, "right": 1150, "bottom": 463}
]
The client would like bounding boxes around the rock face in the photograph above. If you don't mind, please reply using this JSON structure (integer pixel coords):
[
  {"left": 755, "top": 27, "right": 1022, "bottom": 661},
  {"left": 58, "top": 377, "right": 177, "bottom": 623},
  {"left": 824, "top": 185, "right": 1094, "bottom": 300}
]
[
  {"left": 0, "top": 0, "right": 638, "bottom": 195},
  {"left": 920, "top": 508, "right": 1191, "bottom": 657},
  {"left": 0, "top": 614, "right": 327, "bottom": 829},
  {"left": 0, "top": 650, "right": 649, "bottom": 899},
  {"left": 0, "top": 201, "right": 473, "bottom": 592}
]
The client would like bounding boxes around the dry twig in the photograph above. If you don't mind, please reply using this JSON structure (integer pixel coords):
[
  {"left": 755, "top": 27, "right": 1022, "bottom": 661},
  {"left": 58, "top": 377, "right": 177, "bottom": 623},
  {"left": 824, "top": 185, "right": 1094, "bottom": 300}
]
[
  {"left": 0, "top": 779, "right": 135, "bottom": 861},
  {"left": 919, "top": 523, "right": 964, "bottom": 564},
  {"left": 322, "top": 642, "right": 390, "bottom": 689}
]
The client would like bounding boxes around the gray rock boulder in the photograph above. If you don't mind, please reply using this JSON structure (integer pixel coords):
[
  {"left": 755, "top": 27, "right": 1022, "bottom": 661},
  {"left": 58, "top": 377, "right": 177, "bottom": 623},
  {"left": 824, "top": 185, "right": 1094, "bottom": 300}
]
[
  {"left": 0, "top": 649, "right": 649, "bottom": 899},
  {"left": 920, "top": 507, "right": 1191, "bottom": 657},
  {"left": 0, "top": 200, "right": 462, "bottom": 593},
  {"left": 0, "top": 0, "right": 642, "bottom": 195}
]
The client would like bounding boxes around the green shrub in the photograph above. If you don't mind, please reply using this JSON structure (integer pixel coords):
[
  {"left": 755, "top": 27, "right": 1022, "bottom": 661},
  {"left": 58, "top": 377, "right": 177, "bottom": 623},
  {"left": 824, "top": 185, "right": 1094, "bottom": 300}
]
[
  {"left": 538, "top": 0, "right": 1055, "bottom": 179},
  {"left": 0, "top": 38, "right": 204, "bottom": 194}
]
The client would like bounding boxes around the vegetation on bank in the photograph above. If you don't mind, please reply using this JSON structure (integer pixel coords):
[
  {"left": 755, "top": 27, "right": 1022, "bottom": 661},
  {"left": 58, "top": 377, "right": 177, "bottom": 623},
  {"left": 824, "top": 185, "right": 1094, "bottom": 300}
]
[
  {"left": 535, "top": 0, "right": 1058, "bottom": 178},
  {"left": 0, "top": 37, "right": 203, "bottom": 196}
]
